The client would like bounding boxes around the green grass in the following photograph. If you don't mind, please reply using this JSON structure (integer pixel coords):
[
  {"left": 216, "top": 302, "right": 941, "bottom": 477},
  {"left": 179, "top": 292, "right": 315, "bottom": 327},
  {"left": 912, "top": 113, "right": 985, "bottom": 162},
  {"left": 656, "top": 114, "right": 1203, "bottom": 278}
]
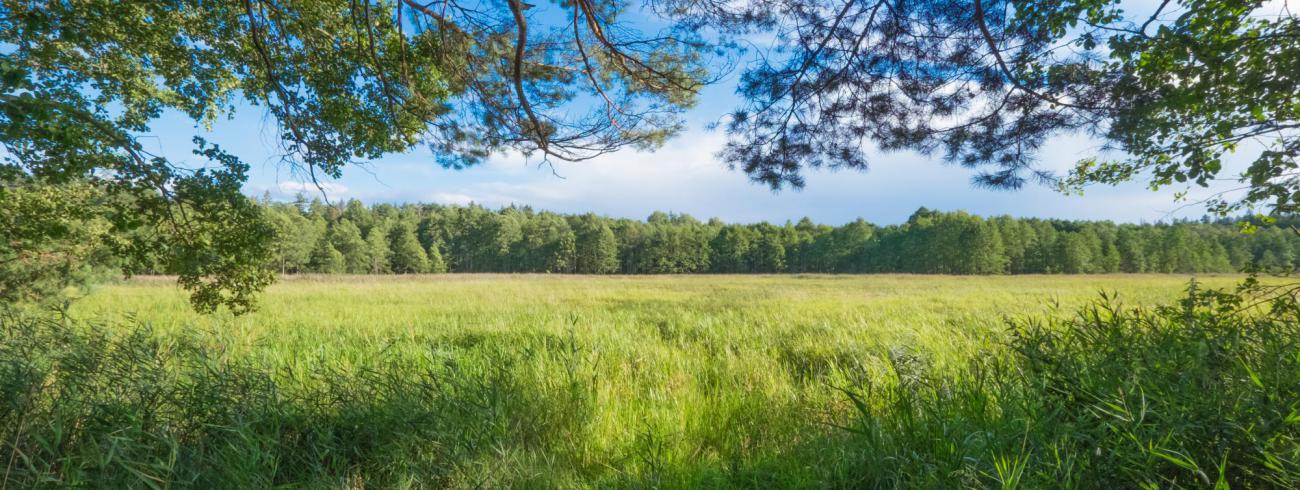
[
  {"left": 72, "top": 274, "right": 1246, "bottom": 361},
  {"left": 5, "top": 274, "right": 1297, "bottom": 487}
]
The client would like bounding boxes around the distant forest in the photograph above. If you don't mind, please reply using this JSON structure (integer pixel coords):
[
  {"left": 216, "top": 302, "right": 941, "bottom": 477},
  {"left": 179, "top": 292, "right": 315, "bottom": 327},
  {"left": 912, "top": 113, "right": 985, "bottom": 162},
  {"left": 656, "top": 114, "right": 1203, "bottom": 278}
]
[{"left": 188, "top": 197, "right": 1300, "bottom": 275}]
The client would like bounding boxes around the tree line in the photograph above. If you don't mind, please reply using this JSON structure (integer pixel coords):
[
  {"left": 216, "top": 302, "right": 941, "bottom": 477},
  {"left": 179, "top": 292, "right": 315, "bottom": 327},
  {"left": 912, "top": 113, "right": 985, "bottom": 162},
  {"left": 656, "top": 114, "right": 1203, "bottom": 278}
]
[{"left": 176, "top": 197, "right": 1300, "bottom": 276}]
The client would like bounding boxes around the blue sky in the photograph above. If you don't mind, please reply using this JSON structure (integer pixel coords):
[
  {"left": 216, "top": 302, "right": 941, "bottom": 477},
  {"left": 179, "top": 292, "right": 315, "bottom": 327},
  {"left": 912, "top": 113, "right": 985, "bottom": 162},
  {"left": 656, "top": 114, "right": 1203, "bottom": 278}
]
[
  {"left": 151, "top": 92, "right": 1246, "bottom": 226},
  {"left": 141, "top": 2, "right": 1276, "bottom": 226}
]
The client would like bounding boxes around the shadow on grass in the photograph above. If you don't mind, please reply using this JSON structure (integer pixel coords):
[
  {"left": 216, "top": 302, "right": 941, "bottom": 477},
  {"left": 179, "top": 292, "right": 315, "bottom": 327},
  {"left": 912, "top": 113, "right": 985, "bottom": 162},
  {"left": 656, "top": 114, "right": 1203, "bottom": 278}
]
[{"left": 0, "top": 318, "right": 598, "bottom": 488}]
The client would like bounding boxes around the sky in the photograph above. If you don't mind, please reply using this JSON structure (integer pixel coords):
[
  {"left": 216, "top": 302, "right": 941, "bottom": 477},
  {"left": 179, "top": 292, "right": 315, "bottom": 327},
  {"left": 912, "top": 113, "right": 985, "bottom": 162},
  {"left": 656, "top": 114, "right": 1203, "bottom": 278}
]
[{"left": 142, "top": 1, "right": 1286, "bottom": 226}]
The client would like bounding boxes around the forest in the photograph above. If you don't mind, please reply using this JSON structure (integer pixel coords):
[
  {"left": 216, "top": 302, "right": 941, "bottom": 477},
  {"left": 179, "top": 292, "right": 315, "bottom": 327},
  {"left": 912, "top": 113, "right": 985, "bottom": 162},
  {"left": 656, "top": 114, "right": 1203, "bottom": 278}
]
[{"left": 215, "top": 197, "right": 1300, "bottom": 276}]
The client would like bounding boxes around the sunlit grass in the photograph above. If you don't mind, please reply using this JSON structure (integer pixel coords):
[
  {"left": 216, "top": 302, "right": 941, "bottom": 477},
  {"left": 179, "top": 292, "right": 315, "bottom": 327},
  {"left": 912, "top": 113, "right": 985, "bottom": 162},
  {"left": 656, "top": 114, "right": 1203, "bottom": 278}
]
[
  {"left": 76, "top": 274, "right": 1243, "bottom": 353},
  {"left": 7, "top": 274, "right": 1288, "bottom": 487}
]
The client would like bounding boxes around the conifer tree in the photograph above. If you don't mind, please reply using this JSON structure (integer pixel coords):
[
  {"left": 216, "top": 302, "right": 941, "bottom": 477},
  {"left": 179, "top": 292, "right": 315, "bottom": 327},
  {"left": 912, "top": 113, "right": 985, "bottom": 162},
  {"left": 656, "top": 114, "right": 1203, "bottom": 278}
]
[
  {"left": 426, "top": 242, "right": 447, "bottom": 274},
  {"left": 365, "top": 220, "right": 393, "bottom": 274},
  {"left": 309, "top": 237, "right": 345, "bottom": 274},
  {"left": 389, "top": 223, "right": 429, "bottom": 274},
  {"left": 329, "top": 219, "right": 370, "bottom": 274},
  {"left": 572, "top": 214, "right": 620, "bottom": 274}
]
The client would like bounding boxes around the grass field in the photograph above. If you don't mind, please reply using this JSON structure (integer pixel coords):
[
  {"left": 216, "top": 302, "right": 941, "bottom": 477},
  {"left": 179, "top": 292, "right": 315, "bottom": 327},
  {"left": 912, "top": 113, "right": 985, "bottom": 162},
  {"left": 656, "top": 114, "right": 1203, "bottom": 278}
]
[
  {"left": 6, "top": 274, "right": 1297, "bottom": 487},
  {"left": 73, "top": 274, "right": 1244, "bottom": 361}
]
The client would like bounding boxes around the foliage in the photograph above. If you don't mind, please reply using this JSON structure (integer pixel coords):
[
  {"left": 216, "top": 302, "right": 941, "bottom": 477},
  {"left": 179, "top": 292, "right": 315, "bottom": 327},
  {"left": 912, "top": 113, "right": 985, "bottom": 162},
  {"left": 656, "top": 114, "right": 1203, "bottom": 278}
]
[
  {"left": 426, "top": 239, "right": 448, "bottom": 273},
  {"left": 329, "top": 219, "right": 370, "bottom": 274},
  {"left": 249, "top": 199, "right": 1300, "bottom": 275},
  {"left": 365, "top": 218, "right": 393, "bottom": 274},
  {"left": 0, "top": 181, "right": 116, "bottom": 307},
  {"left": 308, "top": 236, "right": 345, "bottom": 274},
  {"left": 572, "top": 214, "right": 620, "bottom": 274},
  {"left": 676, "top": 0, "right": 1299, "bottom": 216},
  {"left": 388, "top": 220, "right": 430, "bottom": 273}
]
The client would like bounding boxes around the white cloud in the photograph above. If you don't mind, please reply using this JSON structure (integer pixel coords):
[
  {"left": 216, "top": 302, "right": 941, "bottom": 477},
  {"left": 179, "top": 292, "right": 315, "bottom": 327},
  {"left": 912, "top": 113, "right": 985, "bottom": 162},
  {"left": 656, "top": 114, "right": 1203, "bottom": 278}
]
[
  {"left": 415, "top": 126, "right": 1249, "bottom": 224},
  {"left": 429, "top": 192, "right": 476, "bottom": 206},
  {"left": 247, "top": 180, "right": 352, "bottom": 202},
  {"left": 243, "top": 125, "right": 1251, "bottom": 225},
  {"left": 276, "top": 181, "right": 349, "bottom": 196}
]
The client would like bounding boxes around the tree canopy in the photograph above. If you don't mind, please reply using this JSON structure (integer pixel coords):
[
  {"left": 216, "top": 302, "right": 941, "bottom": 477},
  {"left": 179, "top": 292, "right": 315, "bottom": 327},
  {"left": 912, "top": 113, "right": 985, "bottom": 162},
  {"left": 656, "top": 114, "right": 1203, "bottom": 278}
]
[
  {"left": 199, "top": 198, "right": 1300, "bottom": 276},
  {"left": 697, "top": 0, "right": 1297, "bottom": 218}
]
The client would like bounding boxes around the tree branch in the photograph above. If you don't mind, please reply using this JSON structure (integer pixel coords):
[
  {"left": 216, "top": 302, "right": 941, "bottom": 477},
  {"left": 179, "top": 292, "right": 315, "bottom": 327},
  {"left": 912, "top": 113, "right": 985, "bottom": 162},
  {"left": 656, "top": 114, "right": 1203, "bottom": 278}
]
[
  {"left": 973, "top": 0, "right": 1095, "bottom": 111},
  {"left": 506, "top": 0, "right": 551, "bottom": 158}
]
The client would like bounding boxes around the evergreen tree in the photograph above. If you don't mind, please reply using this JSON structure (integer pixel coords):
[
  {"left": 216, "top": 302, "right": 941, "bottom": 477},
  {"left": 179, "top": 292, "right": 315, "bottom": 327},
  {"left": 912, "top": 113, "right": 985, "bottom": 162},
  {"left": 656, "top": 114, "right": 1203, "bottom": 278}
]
[
  {"left": 993, "top": 217, "right": 1030, "bottom": 274},
  {"left": 786, "top": 217, "right": 825, "bottom": 272},
  {"left": 751, "top": 229, "right": 787, "bottom": 273},
  {"left": 389, "top": 222, "right": 430, "bottom": 274},
  {"left": 162, "top": 200, "right": 1300, "bottom": 277},
  {"left": 825, "top": 219, "right": 875, "bottom": 272},
  {"left": 426, "top": 242, "right": 448, "bottom": 273},
  {"left": 329, "top": 219, "right": 370, "bottom": 274},
  {"left": 516, "top": 213, "right": 575, "bottom": 273},
  {"left": 1160, "top": 227, "right": 1198, "bottom": 273},
  {"left": 636, "top": 213, "right": 712, "bottom": 273},
  {"left": 342, "top": 199, "right": 374, "bottom": 235},
  {"left": 365, "top": 219, "right": 393, "bottom": 274},
  {"left": 1098, "top": 240, "right": 1122, "bottom": 273},
  {"left": 572, "top": 214, "right": 620, "bottom": 274},
  {"left": 265, "top": 204, "right": 319, "bottom": 274},
  {"left": 1116, "top": 227, "right": 1148, "bottom": 273},
  {"left": 962, "top": 219, "right": 1007, "bottom": 274},
  {"left": 416, "top": 211, "right": 446, "bottom": 256},
  {"left": 1055, "top": 233, "right": 1093, "bottom": 274},
  {"left": 308, "top": 237, "right": 345, "bottom": 274},
  {"left": 710, "top": 225, "right": 752, "bottom": 273}
]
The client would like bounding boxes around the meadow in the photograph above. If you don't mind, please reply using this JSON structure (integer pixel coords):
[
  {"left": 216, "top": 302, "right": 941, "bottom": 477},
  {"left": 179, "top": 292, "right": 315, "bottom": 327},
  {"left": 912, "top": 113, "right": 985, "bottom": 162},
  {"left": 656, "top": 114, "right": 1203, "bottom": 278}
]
[
  {"left": 72, "top": 274, "right": 1245, "bottom": 360},
  {"left": 5, "top": 274, "right": 1298, "bottom": 488}
]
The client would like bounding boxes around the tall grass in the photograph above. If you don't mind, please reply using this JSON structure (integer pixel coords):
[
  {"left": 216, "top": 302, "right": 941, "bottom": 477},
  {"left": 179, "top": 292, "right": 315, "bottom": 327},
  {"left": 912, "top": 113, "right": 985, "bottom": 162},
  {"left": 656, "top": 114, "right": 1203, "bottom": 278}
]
[
  {"left": 836, "top": 284, "right": 1300, "bottom": 487},
  {"left": 2, "top": 275, "right": 1294, "bottom": 487},
  {"left": 0, "top": 314, "right": 589, "bottom": 487}
]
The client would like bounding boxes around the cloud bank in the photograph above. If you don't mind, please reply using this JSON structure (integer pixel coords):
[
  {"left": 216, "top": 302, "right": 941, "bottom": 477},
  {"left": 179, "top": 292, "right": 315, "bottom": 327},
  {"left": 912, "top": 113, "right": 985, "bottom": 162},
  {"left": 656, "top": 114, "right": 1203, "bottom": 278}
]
[{"left": 249, "top": 127, "right": 1238, "bottom": 225}]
